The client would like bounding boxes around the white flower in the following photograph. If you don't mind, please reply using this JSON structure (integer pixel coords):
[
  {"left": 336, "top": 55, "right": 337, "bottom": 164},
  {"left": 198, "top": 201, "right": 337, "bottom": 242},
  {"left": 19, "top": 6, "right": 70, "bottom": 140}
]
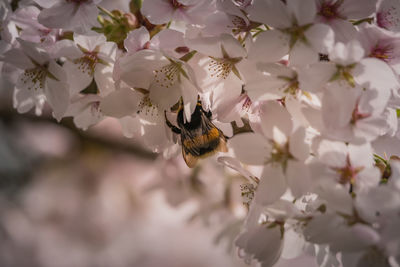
[
  {"left": 61, "top": 32, "right": 117, "bottom": 97},
  {"left": 248, "top": 0, "right": 335, "bottom": 65},
  {"left": 315, "top": 0, "right": 377, "bottom": 42},
  {"left": 1, "top": 39, "right": 69, "bottom": 121},
  {"left": 313, "top": 138, "right": 380, "bottom": 192},
  {"left": 118, "top": 49, "right": 199, "bottom": 121}
]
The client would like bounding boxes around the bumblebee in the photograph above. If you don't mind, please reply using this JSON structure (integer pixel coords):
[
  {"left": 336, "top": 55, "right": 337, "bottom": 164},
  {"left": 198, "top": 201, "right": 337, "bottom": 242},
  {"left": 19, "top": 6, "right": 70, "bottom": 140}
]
[{"left": 165, "top": 101, "right": 228, "bottom": 168}]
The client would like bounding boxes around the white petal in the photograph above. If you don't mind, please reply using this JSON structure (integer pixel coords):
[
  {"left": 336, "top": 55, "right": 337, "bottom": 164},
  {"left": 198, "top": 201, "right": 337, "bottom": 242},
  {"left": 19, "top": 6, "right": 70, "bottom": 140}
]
[
  {"left": 38, "top": 2, "right": 76, "bottom": 29},
  {"left": 100, "top": 87, "right": 141, "bottom": 118},
  {"left": 286, "top": 0, "right": 316, "bottom": 26},
  {"left": 289, "top": 127, "right": 309, "bottom": 161},
  {"left": 44, "top": 79, "right": 70, "bottom": 121},
  {"left": 354, "top": 58, "right": 399, "bottom": 95},
  {"left": 305, "top": 23, "right": 335, "bottom": 54},
  {"left": 286, "top": 160, "right": 311, "bottom": 198},
  {"left": 228, "top": 133, "right": 271, "bottom": 165},
  {"left": 297, "top": 62, "right": 336, "bottom": 92},
  {"left": 141, "top": 0, "right": 174, "bottom": 25},
  {"left": 249, "top": 30, "right": 290, "bottom": 63},
  {"left": 255, "top": 165, "right": 287, "bottom": 205},
  {"left": 217, "top": 156, "right": 258, "bottom": 182},
  {"left": 289, "top": 40, "right": 319, "bottom": 66},
  {"left": 315, "top": 138, "right": 347, "bottom": 168},
  {"left": 260, "top": 101, "right": 293, "bottom": 142},
  {"left": 248, "top": 0, "right": 291, "bottom": 28},
  {"left": 340, "top": 0, "right": 377, "bottom": 19}
]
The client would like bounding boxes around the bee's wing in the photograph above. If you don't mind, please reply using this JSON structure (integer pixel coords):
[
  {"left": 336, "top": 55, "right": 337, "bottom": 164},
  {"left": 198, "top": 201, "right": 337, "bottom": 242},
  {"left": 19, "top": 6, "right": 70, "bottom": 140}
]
[
  {"left": 180, "top": 127, "right": 202, "bottom": 156},
  {"left": 182, "top": 148, "right": 199, "bottom": 168}
]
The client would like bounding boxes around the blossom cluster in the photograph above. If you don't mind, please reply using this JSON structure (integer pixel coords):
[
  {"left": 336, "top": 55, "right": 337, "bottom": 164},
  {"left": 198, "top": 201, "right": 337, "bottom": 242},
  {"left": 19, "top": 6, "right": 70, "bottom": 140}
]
[{"left": 1, "top": 0, "right": 400, "bottom": 266}]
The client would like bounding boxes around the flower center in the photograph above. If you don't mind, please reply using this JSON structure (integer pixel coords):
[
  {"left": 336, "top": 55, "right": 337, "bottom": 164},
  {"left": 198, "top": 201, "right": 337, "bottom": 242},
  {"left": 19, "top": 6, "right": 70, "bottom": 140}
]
[
  {"left": 208, "top": 58, "right": 234, "bottom": 79},
  {"left": 351, "top": 101, "right": 370, "bottom": 124},
  {"left": 154, "top": 62, "right": 182, "bottom": 89},
  {"left": 332, "top": 155, "right": 364, "bottom": 185},
  {"left": 20, "top": 61, "right": 52, "bottom": 91},
  {"left": 74, "top": 51, "right": 99, "bottom": 75},
  {"left": 318, "top": 0, "right": 344, "bottom": 20},
  {"left": 170, "top": 0, "right": 186, "bottom": 9},
  {"left": 137, "top": 95, "right": 158, "bottom": 116},
  {"left": 369, "top": 44, "right": 393, "bottom": 63}
]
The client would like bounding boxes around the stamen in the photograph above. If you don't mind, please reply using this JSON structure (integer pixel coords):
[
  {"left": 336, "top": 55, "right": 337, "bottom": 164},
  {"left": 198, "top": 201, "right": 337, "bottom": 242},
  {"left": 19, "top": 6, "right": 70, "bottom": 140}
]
[
  {"left": 137, "top": 95, "right": 158, "bottom": 116},
  {"left": 369, "top": 44, "right": 393, "bottom": 63},
  {"left": 74, "top": 51, "right": 99, "bottom": 76},
  {"left": 208, "top": 58, "right": 233, "bottom": 79},
  {"left": 154, "top": 63, "right": 180, "bottom": 89},
  {"left": 20, "top": 66, "right": 47, "bottom": 91}
]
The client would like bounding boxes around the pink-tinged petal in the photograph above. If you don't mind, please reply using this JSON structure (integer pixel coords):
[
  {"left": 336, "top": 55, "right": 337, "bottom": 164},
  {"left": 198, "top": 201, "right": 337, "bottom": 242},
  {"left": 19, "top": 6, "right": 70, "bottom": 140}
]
[
  {"left": 228, "top": 133, "right": 271, "bottom": 165},
  {"left": 315, "top": 138, "right": 347, "bottom": 167},
  {"left": 297, "top": 62, "right": 336, "bottom": 92},
  {"left": 248, "top": 0, "right": 291, "bottom": 28},
  {"left": 354, "top": 58, "right": 399, "bottom": 95},
  {"left": 339, "top": 0, "right": 377, "bottom": 19},
  {"left": 38, "top": 2, "right": 76, "bottom": 29},
  {"left": 249, "top": 30, "right": 290, "bottom": 63},
  {"left": 289, "top": 127, "right": 309, "bottom": 161},
  {"left": 286, "top": 160, "right": 311, "bottom": 198},
  {"left": 99, "top": 87, "right": 141, "bottom": 118},
  {"left": 141, "top": 0, "right": 174, "bottom": 25},
  {"left": 260, "top": 101, "right": 293, "bottom": 142},
  {"left": 44, "top": 79, "right": 70, "bottom": 122},
  {"left": 255, "top": 165, "right": 287, "bottom": 205},
  {"left": 305, "top": 23, "right": 335, "bottom": 54},
  {"left": 289, "top": 41, "right": 319, "bottom": 66},
  {"left": 377, "top": 0, "right": 400, "bottom": 32},
  {"left": 124, "top": 26, "right": 150, "bottom": 54},
  {"left": 286, "top": 0, "right": 316, "bottom": 25}
]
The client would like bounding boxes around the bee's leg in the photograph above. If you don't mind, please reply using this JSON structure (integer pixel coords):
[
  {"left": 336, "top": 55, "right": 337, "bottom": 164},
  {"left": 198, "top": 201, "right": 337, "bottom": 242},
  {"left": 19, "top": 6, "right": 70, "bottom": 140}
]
[{"left": 164, "top": 111, "right": 181, "bottom": 134}]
